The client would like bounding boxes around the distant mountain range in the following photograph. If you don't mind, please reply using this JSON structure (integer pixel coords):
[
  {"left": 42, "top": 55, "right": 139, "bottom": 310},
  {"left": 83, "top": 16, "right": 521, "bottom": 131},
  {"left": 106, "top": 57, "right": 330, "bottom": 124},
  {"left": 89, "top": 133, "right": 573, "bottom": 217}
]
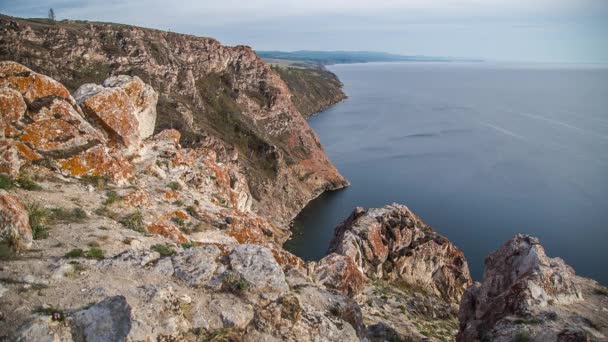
[{"left": 256, "top": 50, "right": 483, "bottom": 65}]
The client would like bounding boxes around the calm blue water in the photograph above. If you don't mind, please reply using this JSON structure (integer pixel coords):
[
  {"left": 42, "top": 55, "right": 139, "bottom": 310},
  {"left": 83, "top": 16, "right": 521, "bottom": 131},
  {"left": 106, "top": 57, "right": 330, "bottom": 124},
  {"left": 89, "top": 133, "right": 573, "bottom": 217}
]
[{"left": 285, "top": 62, "right": 608, "bottom": 284}]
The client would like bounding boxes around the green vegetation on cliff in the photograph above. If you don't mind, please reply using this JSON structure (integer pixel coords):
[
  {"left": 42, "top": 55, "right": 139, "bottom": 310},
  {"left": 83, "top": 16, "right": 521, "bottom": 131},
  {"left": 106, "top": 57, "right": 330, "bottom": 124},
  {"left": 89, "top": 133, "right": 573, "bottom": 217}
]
[{"left": 271, "top": 65, "right": 346, "bottom": 118}]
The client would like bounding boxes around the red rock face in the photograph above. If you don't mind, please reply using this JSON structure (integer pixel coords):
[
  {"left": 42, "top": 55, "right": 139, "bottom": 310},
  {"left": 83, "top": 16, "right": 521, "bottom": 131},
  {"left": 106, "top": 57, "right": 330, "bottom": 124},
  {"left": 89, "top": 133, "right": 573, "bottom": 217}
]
[
  {"left": 314, "top": 253, "right": 366, "bottom": 296},
  {"left": 80, "top": 88, "right": 141, "bottom": 149},
  {"left": 324, "top": 204, "right": 472, "bottom": 302},
  {"left": 0, "top": 191, "right": 32, "bottom": 250}
]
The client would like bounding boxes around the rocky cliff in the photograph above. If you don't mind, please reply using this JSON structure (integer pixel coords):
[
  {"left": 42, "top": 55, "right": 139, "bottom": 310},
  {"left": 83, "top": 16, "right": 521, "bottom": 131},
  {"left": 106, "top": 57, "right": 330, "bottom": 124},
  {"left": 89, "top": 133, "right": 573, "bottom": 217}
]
[
  {"left": 271, "top": 65, "right": 346, "bottom": 118},
  {"left": 0, "top": 15, "right": 348, "bottom": 226},
  {"left": 458, "top": 235, "right": 608, "bottom": 342}
]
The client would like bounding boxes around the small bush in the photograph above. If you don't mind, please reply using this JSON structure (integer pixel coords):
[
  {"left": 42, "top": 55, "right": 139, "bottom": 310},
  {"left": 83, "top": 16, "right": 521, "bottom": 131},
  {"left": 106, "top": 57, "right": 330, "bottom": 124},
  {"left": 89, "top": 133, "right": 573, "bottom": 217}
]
[
  {"left": 65, "top": 249, "right": 85, "bottom": 258},
  {"left": 152, "top": 244, "right": 176, "bottom": 257},
  {"left": 181, "top": 242, "right": 195, "bottom": 249},
  {"left": 0, "top": 174, "right": 14, "bottom": 190},
  {"left": 167, "top": 181, "right": 181, "bottom": 191},
  {"left": 16, "top": 175, "right": 42, "bottom": 191},
  {"left": 28, "top": 203, "right": 50, "bottom": 240},
  {"left": 50, "top": 207, "right": 87, "bottom": 223},
  {"left": 85, "top": 247, "right": 104, "bottom": 260},
  {"left": 171, "top": 216, "right": 186, "bottom": 227},
  {"left": 104, "top": 190, "right": 122, "bottom": 205},
  {"left": 200, "top": 328, "right": 241, "bottom": 342},
  {"left": 221, "top": 271, "right": 250, "bottom": 293},
  {"left": 120, "top": 210, "right": 145, "bottom": 232},
  {"left": 173, "top": 199, "right": 184, "bottom": 206},
  {"left": 64, "top": 248, "right": 104, "bottom": 260},
  {"left": 185, "top": 205, "right": 197, "bottom": 217},
  {"left": 514, "top": 331, "right": 533, "bottom": 342}
]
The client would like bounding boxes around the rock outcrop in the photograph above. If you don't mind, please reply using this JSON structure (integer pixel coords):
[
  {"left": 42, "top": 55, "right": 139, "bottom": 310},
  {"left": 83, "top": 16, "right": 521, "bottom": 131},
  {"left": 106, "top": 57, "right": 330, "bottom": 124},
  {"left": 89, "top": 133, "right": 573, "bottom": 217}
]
[
  {"left": 323, "top": 204, "right": 472, "bottom": 302},
  {"left": 271, "top": 65, "right": 346, "bottom": 118},
  {"left": 457, "top": 235, "right": 608, "bottom": 342},
  {"left": 0, "top": 15, "right": 348, "bottom": 226},
  {"left": 0, "top": 190, "right": 31, "bottom": 250}
]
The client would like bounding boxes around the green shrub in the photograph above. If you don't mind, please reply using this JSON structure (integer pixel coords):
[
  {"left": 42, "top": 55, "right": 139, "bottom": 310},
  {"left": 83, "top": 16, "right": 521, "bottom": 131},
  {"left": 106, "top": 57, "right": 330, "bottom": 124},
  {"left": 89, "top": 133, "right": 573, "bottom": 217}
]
[
  {"left": 95, "top": 206, "right": 120, "bottom": 220},
  {"left": 28, "top": 203, "right": 50, "bottom": 240},
  {"left": 64, "top": 248, "right": 104, "bottom": 260},
  {"left": 104, "top": 190, "right": 122, "bottom": 205},
  {"left": 152, "top": 244, "right": 176, "bottom": 257},
  {"left": 85, "top": 247, "right": 104, "bottom": 260},
  {"left": 65, "top": 249, "right": 85, "bottom": 258},
  {"left": 120, "top": 210, "right": 145, "bottom": 232},
  {"left": 221, "top": 271, "right": 250, "bottom": 293},
  {"left": 0, "top": 174, "right": 14, "bottom": 190},
  {"left": 514, "top": 331, "right": 533, "bottom": 342},
  {"left": 50, "top": 207, "right": 87, "bottom": 223},
  {"left": 171, "top": 216, "right": 186, "bottom": 227},
  {"left": 173, "top": 199, "right": 184, "bottom": 207},
  {"left": 167, "top": 181, "right": 181, "bottom": 191},
  {"left": 16, "top": 175, "right": 42, "bottom": 191},
  {"left": 181, "top": 242, "right": 195, "bottom": 249}
]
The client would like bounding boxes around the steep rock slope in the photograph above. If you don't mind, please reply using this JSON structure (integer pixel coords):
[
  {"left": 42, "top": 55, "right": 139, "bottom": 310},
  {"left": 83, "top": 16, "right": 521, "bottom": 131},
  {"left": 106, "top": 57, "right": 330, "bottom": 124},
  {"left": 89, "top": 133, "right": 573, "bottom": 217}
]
[
  {"left": 0, "top": 15, "right": 348, "bottom": 225},
  {"left": 324, "top": 204, "right": 472, "bottom": 303},
  {"left": 458, "top": 235, "right": 608, "bottom": 342},
  {"left": 271, "top": 65, "right": 346, "bottom": 118}
]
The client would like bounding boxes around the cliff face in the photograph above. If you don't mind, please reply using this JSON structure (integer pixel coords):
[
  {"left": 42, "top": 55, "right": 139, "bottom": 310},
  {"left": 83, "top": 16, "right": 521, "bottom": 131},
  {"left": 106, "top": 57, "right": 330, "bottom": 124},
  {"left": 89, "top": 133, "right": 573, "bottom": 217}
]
[
  {"left": 271, "top": 65, "right": 346, "bottom": 118},
  {"left": 0, "top": 15, "right": 348, "bottom": 225}
]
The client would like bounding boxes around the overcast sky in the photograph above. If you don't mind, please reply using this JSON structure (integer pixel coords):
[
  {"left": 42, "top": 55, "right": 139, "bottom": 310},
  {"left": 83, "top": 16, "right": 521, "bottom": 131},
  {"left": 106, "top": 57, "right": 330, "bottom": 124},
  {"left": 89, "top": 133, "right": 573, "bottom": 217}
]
[{"left": 1, "top": 0, "right": 607, "bottom": 63}]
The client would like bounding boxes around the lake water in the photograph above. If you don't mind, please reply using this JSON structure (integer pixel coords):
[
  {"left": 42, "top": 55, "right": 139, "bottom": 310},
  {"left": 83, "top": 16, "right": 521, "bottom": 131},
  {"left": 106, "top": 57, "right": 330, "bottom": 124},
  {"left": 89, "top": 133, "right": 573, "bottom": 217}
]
[{"left": 285, "top": 62, "right": 608, "bottom": 284}]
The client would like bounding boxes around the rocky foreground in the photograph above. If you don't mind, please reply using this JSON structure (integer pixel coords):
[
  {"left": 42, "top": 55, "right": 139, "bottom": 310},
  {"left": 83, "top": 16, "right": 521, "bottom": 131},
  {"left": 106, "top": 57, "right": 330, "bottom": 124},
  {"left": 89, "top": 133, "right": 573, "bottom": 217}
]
[{"left": 0, "top": 61, "right": 607, "bottom": 341}]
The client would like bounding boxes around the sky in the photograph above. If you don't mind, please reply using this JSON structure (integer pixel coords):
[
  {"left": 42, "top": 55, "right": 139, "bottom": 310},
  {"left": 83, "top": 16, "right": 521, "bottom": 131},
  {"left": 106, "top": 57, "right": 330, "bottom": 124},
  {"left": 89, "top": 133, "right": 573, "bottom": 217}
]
[{"left": 1, "top": 0, "right": 607, "bottom": 63}]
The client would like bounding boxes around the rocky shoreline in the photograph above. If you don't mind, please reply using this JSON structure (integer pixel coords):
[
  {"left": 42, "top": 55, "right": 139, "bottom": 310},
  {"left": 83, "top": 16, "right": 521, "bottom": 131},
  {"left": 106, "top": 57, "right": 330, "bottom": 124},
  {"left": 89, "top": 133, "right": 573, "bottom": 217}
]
[{"left": 0, "top": 15, "right": 607, "bottom": 342}]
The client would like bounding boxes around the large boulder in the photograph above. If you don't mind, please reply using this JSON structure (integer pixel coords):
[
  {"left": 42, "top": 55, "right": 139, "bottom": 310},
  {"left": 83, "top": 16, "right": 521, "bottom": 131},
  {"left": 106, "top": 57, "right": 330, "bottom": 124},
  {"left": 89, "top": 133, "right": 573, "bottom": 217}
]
[
  {"left": 0, "top": 190, "right": 32, "bottom": 250},
  {"left": 457, "top": 235, "right": 607, "bottom": 342},
  {"left": 103, "top": 75, "right": 158, "bottom": 139},
  {"left": 172, "top": 244, "right": 221, "bottom": 287},
  {"left": 325, "top": 204, "right": 472, "bottom": 302},
  {"left": 0, "top": 61, "right": 134, "bottom": 183},
  {"left": 70, "top": 296, "right": 132, "bottom": 342},
  {"left": 314, "top": 253, "right": 365, "bottom": 296},
  {"left": 228, "top": 244, "right": 289, "bottom": 298},
  {"left": 75, "top": 75, "right": 158, "bottom": 150}
]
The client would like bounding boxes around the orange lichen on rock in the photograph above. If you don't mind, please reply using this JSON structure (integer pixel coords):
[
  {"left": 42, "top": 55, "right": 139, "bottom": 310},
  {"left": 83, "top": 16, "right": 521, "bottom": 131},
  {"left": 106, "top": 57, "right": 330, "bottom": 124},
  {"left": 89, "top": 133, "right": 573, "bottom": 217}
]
[
  {"left": 122, "top": 189, "right": 151, "bottom": 208},
  {"left": 0, "top": 61, "right": 72, "bottom": 103},
  {"left": 80, "top": 88, "right": 140, "bottom": 149},
  {"left": 0, "top": 190, "right": 32, "bottom": 250},
  {"left": 20, "top": 119, "right": 83, "bottom": 151},
  {"left": 59, "top": 145, "right": 134, "bottom": 183},
  {"left": 160, "top": 190, "right": 180, "bottom": 201},
  {"left": 270, "top": 247, "right": 305, "bottom": 270},
  {"left": 0, "top": 141, "right": 23, "bottom": 175},
  {"left": 15, "top": 142, "right": 42, "bottom": 163},
  {"left": 0, "top": 87, "right": 26, "bottom": 124},
  {"left": 146, "top": 222, "right": 187, "bottom": 243}
]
